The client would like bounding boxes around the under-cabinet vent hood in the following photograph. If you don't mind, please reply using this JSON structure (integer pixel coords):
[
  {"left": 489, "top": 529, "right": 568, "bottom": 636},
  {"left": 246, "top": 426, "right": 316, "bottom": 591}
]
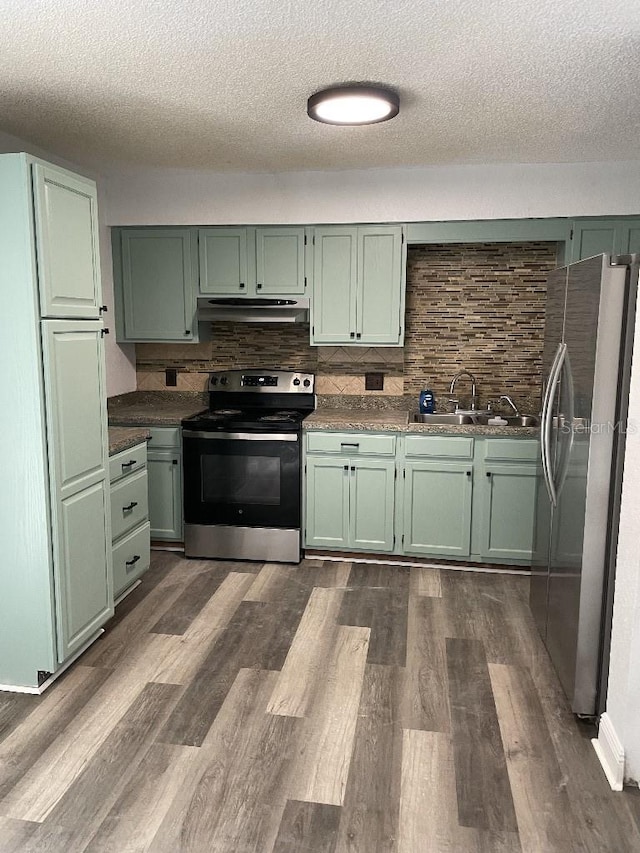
[{"left": 197, "top": 297, "right": 309, "bottom": 324}]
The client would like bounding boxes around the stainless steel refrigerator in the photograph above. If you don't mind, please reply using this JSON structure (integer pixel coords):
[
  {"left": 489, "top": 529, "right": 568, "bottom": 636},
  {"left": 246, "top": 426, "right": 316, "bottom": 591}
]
[{"left": 530, "top": 253, "right": 639, "bottom": 716}]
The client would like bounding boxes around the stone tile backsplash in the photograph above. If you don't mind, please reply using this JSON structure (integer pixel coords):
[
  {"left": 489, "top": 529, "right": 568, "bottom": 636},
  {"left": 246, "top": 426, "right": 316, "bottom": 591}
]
[{"left": 135, "top": 242, "right": 556, "bottom": 410}]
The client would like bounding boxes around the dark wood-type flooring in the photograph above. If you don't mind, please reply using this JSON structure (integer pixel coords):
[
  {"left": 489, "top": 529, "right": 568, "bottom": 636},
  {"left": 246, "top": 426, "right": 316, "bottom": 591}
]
[{"left": 0, "top": 553, "right": 639, "bottom": 852}]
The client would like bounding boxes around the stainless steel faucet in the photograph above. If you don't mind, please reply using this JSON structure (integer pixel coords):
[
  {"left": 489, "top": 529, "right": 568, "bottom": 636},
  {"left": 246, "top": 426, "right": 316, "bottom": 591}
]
[
  {"left": 499, "top": 394, "right": 520, "bottom": 415},
  {"left": 449, "top": 370, "right": 478, "bottom": 412}
]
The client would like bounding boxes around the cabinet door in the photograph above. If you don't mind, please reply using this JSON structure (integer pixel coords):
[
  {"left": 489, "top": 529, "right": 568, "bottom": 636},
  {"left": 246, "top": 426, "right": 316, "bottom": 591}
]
[
  {"left": 349, "top": 459, "right": 395, "bottom": 552},
  {"left": 148, "top": 450, "right": 183, "bottom": 540},
  {"left": 479, "top": 464, "right": 537, "bottom": 561},
  {"left": 403, "top": 462, "right": 473, "bottom": 557},
  {"left": 620, "top": 219, "right": 640, "bottom": 254},
  {"left": 570, "top": 221, "right": 619, "bottom": 262},
  {"left": 41, "top": 321, "right": 108, "bottom": 497},
  {"left": 311, "top": 227, "right": 357, "bottom": 344},
  {"left": 357, "top": 226, "right": 404, "bottom": 345},
  {"left": 256, "top": 227, "right": 306, "bottom": 295},
  {"left": 55, "top": 479, "right": 112, "bottom": 662},
  {"left": 32, "top": 163, "right": 101, "bottom": 319},
  {"left": 305, "top": 456, "right": 350, "bottom": 548},
  {"left": 120, "top": 229, "right": 196, "bottom": 342},
  {"left": 199, "top": 227, "right": 249, "bottom": 295}
]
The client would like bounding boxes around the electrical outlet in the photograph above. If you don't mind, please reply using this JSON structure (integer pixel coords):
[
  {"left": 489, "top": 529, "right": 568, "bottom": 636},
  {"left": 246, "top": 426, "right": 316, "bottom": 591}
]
[
  {"left": 165, "top": 368, "right": 177, "bottom": 387},
  {"left": 365, "top": 372, "right": 384, "bottom": 391}
]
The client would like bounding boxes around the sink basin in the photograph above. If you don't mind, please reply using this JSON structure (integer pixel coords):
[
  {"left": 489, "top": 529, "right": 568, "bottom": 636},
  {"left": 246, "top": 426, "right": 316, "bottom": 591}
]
[
  {"left": 473, "top": 414, "right": 540, "bottom": 427},
  {"left": 413, "top": 413, "right": 476, "bottom": 425},
  {"left": 413, "top": 413, "right": 539, "bottom": 427}
]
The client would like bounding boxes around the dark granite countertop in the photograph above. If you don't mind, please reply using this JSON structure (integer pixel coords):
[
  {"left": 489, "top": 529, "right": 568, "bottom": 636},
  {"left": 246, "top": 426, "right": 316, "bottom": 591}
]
[
  {"left": 305, "top": 408, "right": 539, "bottom": 437},
  {"left": 107, "top": 391, "right": 207, "bottom": 427},
  {"left": 108, "top": 427, "right": 151, "bottom": 456}
]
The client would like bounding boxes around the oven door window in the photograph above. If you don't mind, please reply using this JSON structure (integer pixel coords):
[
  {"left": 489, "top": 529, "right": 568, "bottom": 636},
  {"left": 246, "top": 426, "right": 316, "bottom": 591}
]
[
  {"left": 201, "top": 454, "right": 281, "bottom": 505},
  {"left": 183, "top": 436, "right": 300, "bottom": 528}
]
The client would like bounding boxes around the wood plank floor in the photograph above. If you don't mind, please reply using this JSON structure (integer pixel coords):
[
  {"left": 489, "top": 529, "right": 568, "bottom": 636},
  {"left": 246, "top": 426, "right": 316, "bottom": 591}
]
[{"left": 1, "top": 552, "right": 639, "bottom": 852}]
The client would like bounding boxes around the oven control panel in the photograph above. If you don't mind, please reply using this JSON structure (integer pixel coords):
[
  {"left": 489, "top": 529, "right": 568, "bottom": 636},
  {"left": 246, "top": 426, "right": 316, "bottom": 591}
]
[
  {"left": 242, "top": 375, "right": 278, "bottom": 387},
  {"left": 208, "top": 369, "right": 315, "bottom": 394}
]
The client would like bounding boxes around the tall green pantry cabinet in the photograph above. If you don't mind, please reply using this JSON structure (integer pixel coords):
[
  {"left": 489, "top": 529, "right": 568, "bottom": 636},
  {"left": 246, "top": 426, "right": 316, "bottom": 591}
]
[{"left": 0, "top": 154, "right": 113, "bottom": 691}]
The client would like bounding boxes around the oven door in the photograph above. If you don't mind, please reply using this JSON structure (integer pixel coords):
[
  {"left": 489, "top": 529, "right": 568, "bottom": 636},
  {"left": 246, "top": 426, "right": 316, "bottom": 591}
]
[{"left": 182, "top": 430, "right": 301, "bottom": 529}]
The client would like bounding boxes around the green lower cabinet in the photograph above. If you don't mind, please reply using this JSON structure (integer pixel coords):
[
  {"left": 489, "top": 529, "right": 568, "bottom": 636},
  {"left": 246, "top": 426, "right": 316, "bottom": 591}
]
[
  {"left": 305, "top": 456, "right": 350, "bottom": 549},
  {"left": 403, "top": 461, "right": 473, "bottom": 558},
  {"left": 477, "top": 464, "right": 537, "bottom": 561},
  {"left": 305, "top": 455, "right": 395, "bottom": 552},
  {"left": 55, "top": 478, "right": 112, "bottom": 663},
  {"left": 147, "top": 449, "right": 183, "bottom": 540},
  {"left": 350, "top": 459, "right": 395, "bottom": 551}
]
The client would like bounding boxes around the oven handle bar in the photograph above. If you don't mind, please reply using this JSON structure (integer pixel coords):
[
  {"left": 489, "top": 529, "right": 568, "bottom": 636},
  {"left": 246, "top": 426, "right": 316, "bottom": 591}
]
[{"left": 182, "top": 430, "right": 299, "bottom": 442}]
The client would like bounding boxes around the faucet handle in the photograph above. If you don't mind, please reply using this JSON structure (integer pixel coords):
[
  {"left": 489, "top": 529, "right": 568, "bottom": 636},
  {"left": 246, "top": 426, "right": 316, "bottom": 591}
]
[{"left": 448, "top": 398, "right": 459, "bottom": 412}]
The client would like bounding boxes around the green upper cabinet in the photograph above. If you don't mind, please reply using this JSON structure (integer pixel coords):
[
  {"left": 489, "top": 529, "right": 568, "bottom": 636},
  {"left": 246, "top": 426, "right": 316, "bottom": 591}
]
[
  {"left": 199, "top": 227, "right": 249, "bottom": 295},
  {"left": 620, "top": 220, "right": 640, "bottom": 254},
  {"left": 357, "top": 226, "right": 404, "bottom": 344},
  {"left": 255, "top": 227, "right": 306, "bottom": 295},
  {"left": 311, "top": 225, "right": 405, "bottom": 346},
  {"left": 311, "top": 227, "right": 357, "bottom": 343},
  {"left": 199, "top": 226, "right": 306, "bottom": 297},
  {"left": 115, "top": 228, "right": 198, "bottom": 343},
  {"left": 570, "top": 218, "right": 640, "bottom": 261},
  {"left": 32, "top": 163, "right": 102, "bottom": 319}
]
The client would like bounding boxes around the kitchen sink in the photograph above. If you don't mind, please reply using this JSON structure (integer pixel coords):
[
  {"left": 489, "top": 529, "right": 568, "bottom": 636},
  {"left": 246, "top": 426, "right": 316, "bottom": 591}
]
[
  {"left": 412, "top": 413, "right": 476, "bottom": 424},
  {"left": 472, "top": 414, "right": 539, "bottom": 427},
  {"left": 412, "top": 413, "right": 539, "bottom": 427}
]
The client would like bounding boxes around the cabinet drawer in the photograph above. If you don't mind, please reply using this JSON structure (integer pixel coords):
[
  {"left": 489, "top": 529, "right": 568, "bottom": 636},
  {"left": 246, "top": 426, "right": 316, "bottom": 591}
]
[
  {"left": 112, "top": 522, "right": 151, "bottom": 598},
  {"left": 110, "top": 468, "right": 149, "bottom": 541},
  {"left": 404, "top": 435, "right": 474, "bottom": 460},
  {"left": 483, "top": 438, "right": 539, "bottom": 463},
  {"left": 109, "top": 443, "right": 147, "bottom": 483},
  {"left": 148, "top": 426, "right": 181, "bottom": 449},
  {"left": 306, "top": 431, "right": 396, "bottom": 456}
]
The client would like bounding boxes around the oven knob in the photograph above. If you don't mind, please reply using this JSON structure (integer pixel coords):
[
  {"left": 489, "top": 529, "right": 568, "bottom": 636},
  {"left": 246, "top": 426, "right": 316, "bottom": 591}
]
[
  {"left": 220, "top": 377, "right": 228, "bottom": 386},
  {"left": 293, "top": 378, "right": 300, "bottom": 386},
  {"left": 303, "top": 379, "right": 311, "bottom": 387},
  {"left": 211, "top": 377, "right": 218, "bottom": 386}
]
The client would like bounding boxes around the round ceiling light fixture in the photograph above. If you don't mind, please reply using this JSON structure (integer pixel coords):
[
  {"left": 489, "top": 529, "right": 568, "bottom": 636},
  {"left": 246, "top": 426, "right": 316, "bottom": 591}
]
[{"left": 307, "top": 85, "right": 399, "bottom": 126}]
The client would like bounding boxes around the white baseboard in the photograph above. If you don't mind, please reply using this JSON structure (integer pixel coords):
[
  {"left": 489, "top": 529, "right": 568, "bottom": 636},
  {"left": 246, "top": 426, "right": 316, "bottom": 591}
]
[
  {"left": 592, "top": 712, "right": 625, "bottom": 791},
  {"left": 0, "top": 629, "right": 105, "bottom": 695}
]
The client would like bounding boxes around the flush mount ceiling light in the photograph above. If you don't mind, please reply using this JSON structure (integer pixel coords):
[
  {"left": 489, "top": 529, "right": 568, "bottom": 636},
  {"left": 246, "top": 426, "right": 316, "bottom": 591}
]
[{"left": 307, "top": 85, "right": 399, "bottom": 126}]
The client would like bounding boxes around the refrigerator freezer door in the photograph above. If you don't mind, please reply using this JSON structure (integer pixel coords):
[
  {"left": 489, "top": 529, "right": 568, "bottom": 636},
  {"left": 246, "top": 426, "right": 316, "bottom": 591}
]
[
  {"left": 530, "top": 268, "right": 567, "bottom": 639},
  {"left": 545, "top": 255, "right": 626, "bottom": 714}
]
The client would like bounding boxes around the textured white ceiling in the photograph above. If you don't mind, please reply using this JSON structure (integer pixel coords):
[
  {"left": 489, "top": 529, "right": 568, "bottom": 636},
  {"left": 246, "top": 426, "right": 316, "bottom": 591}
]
[{"left": 0, "top": 0, "right": 639, "bottom": 172}]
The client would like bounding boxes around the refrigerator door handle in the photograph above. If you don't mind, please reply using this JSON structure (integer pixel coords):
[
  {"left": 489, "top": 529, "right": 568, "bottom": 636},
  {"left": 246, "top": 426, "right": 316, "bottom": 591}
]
[
  {"left": 555, "top": 349, "right": 575, "bottom": 499},
  {"left": 542, "top": 343, "right": 567, "bottom": 507}
]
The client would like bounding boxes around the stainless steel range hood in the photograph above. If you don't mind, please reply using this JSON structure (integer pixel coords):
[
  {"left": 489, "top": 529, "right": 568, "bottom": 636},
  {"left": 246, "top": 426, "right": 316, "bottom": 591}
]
[{"left": 197, "top": 297, "right": 309, "bottom": 324}]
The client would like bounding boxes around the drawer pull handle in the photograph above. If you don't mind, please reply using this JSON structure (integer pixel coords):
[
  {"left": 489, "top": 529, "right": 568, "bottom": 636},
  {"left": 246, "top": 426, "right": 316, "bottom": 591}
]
[
  {"left": 121, "top": 459, "right": 137, "bottom": 469},
  {"left": 122, "top": 501, "right": 138, "bottom": 513},
  {"left": 340, "top": 442, "right": 360, "bottom": 447},
  {"left": 125, "top": 555, "right": 141, "bottom": 568}
]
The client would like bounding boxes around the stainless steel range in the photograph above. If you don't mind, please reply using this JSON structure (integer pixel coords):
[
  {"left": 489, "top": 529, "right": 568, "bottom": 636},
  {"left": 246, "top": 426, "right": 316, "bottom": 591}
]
[{"left": 181, "top": 369, "right": 315, "bottom": 563}]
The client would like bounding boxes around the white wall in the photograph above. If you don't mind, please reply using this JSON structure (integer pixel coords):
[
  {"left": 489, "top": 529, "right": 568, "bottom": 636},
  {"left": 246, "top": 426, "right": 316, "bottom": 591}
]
[
  {"left": 606, "top": 312, "right": 640, "bottom": 784},
  {"left": 103, "top": 160, "right": 640, "bottom": 225},
  {"left": 0, "top": 129, "right": 136, "bottom": 397}
]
